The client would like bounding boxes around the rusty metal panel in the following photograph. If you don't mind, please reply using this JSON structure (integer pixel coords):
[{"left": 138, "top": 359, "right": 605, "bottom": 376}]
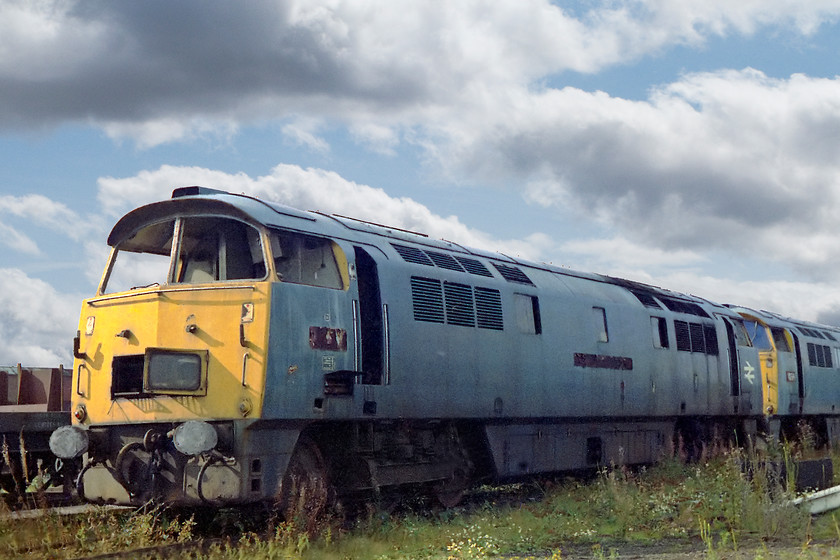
[
  {"left": 309, "top": 327, "right": 347, "bottom": 351},
  {"left": 573, "top": 353, "right": 633, "bottom": 370}
]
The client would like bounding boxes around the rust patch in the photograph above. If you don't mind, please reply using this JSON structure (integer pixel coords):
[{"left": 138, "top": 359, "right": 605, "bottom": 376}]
[{"left": 309, "top": 327, "right": 347, "bottom": 351}]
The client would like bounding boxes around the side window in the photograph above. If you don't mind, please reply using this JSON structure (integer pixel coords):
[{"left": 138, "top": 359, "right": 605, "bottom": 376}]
[
  {"left": 514, "top": 294, "right": 541, "bottom": 334},
  {"left": 651, "top": 317, "right": 669, "bottom": 349},
  {"left": 269, "top": 230, "right": 345, "bottom": 289},
  {"left": 808, "top": 343, "right": 834, "bottom": 368},
  {"left": 730, "top": 319, "right": 752, "bottom": 347},
  {"left": 592, "top": 307, "right": 608, "bottom": 342},
  {"left": 771, "top": 328, "right": 791, "bottom": 352}
]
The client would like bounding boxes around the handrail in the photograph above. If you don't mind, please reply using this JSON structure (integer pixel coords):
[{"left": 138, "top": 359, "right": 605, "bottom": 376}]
[
  {"left": 352, "top": 300, "right": 361, "bottom": 371},
  {"left": 382, "top": 304, "right": 391, "bottom": 385},
  {"left": 241, "top": 352, "right": 250, "bottom": 387},
  {"left": 76, "top": 363, "right": 88, "bottom": 397}
]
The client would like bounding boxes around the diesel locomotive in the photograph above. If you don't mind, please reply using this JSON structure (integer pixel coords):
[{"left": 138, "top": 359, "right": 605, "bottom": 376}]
[{"left": 49, "top": 186, "right": 840, "bottom": 510}]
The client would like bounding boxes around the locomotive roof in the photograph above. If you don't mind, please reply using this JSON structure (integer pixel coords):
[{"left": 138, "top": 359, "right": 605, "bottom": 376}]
[
  {"left": 726, "top": 305, "right": 840, "bottom": 339},
  {"left": 107, "top": 186, "right": 729, "bottom": 315}
]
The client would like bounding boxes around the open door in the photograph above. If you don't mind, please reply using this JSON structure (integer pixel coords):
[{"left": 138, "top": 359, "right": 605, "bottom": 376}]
[{"left": 354, "top": 247, "right": 384, "bottom": 385}]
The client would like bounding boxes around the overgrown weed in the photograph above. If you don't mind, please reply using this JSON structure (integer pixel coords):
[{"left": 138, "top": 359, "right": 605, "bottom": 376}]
[{"left": 0, "top": 450, "right": 835, "bottom": 559}]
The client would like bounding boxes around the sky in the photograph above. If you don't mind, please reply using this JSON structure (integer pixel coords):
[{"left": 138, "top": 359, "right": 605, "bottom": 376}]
[{"left": 3, "top": 0, "right": 840, "bottom": 366}]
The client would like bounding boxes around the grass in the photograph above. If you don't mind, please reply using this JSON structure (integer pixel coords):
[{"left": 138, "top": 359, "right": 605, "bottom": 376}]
[{"left": 1, "top": 448, "right": 840, "bottom": 559}]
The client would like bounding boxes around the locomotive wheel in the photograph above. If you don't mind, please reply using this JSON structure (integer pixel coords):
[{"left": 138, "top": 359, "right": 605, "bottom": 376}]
[
  {"left": 277, "top": 437, "right": 332, "bottom": 525},
  {"left": 434, "top": 466, "right": 470, "bottom": 508}
]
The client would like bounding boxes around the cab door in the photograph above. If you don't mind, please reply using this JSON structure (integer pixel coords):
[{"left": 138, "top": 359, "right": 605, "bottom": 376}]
[
  {"left": 262, "top": 229, "right": 355, "bottom": 417},
  {"left": 723, "top": 317, "right": 761, "bottom": 415},
  {"left": 741, "top": 316, "right": 778, "bottom": 415},
  {"left": 739, "top": 317, "right": 800, "bottom": 417},
  {"left": 769, "top": 327, "right": 800, "bottom": 415}
]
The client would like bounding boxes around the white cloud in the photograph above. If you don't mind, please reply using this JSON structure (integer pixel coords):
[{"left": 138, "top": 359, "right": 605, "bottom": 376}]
[
  {"left": 281, "top": 119, "right": 330, "bottom": 153},
  {"left": 0, "top": 222, "right": 40, "bottom": 255},
  {"left": 103, "top": 117, "right": 239, "bottom": 150},
  {"left": 430, "top": 69, "right": 840, "bottom": 280},
  {"left": 96, "top": 165, "right": 253, "bottom": 218},
  {"left": 561, "top": 237, "right": 706, "bottom": 269},
  {"left": 0, "top": 268, "right": 80, "bottom": 366},
  {"left": 0, "top": 194, "right": 88, "bottom": 238},
  {"left": 349, "top": 122, "right": 399, "bottom": 155}
]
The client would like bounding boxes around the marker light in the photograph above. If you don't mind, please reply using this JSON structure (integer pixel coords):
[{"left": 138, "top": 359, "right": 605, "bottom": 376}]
[
  {"left": 49, "top": 425, "right": 89, "bottom": 459},
  {"left": 172, "top": 420, "right": 218, "bottom": 456}
]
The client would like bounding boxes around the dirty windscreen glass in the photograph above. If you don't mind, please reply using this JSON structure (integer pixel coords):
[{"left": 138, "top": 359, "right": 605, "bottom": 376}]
[
  {"left": 743, "top": 320, "right": 773, "bottom": 350},
  {"left": 102, "top": 220, "right": 174, "bottom": 294},
  {"left": 175, "top": 217, "right": 264, "bottom": 283}
]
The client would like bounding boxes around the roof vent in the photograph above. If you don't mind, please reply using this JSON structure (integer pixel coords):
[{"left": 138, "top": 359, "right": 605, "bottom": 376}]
[{"left": 171, "top": 186, "right": 229, "bottom": 198}]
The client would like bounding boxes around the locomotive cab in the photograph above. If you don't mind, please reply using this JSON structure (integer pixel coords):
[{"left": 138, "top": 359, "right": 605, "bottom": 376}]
[{"left": 51, "top": 187, "right": 350, "bottom": 506}]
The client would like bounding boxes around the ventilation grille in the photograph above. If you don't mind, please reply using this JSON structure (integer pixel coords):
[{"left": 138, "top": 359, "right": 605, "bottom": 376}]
[
  {"left": 675, "top": 321, "right": 691, "bottom": 352},
  {"left": 675, "top": 320, "right": 718, "bottom": 355},
  {"left": 475, "top": 287, "right": 504, "bottom": 330},
  {"left": 456, "top": 256, "right": 492, "bottom": 277},
  {"left": 393, "top": 244, "right": 434, "bottom": 266},
  {"left": 392, "top": 244, "right": 493, "bottom": 277},
  {"left": 659, "top": 297, "right": 710, "bottom": 318},
  {"left": 411, "top": 276, "right": 503, "bottom": 330},
  {"left": 492, "top": 263, "right": 534, "bottom": 285},
  {"left": 428, "top": 251, "right": 465, "bottom": 272},
  {"left": 799, "top": 326, "right": 835, "bottom": 341},
  {"left": 410, "top": 277, "right": 444, "bottom": 323},
  {"left": 631, "top": 291, "right": 661, "bottom": 309},
  {"left": 444, "top": 282, "right": 475, "bottom": 327}
]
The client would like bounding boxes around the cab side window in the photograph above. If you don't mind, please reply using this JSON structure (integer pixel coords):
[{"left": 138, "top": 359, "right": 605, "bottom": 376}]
[
  {"left": 651, "top": 317, "right": 669, "bottom": 348},
  {"left": 592, "top": 307, "right": 609, "bottom": 342},
  {"left": 269, "top": 229, "right": 344, "bottom": 289}
]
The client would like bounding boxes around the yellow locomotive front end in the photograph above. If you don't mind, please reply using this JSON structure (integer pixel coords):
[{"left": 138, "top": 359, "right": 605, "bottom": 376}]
[{"left": 51, "top": 188, "right": 275, "bottom": 505}]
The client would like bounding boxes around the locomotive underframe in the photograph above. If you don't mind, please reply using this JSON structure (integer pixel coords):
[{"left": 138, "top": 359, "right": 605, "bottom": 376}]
[
  {"left": 75, "top": 418, "right": 478, "bottom": 507},
  {"left": 69, "top": 412, "right": 838, "bottom": 509}
]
